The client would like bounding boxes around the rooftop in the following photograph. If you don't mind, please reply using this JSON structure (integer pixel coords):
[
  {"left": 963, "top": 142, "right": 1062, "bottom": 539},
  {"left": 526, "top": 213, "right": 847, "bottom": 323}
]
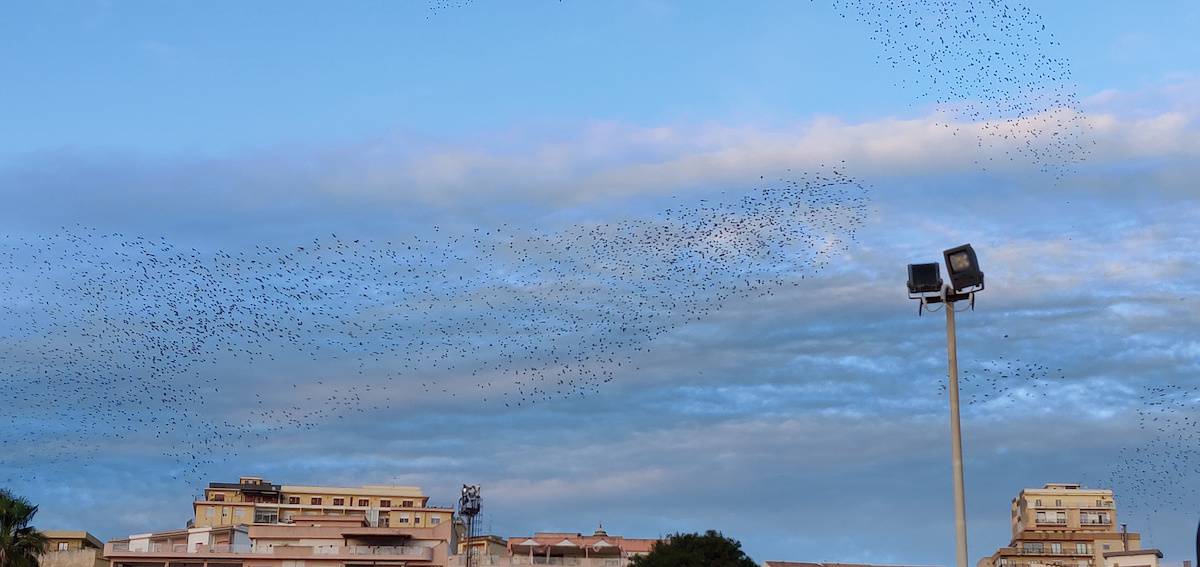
[
  {"left": 1022, "top": 483, "right": 1111, "bottom": 494},
  {"left": 42, "top": 531, "right": 103, "bottom": 549},
  {"left": 765, "top": 563, "right": 941, "bottom": 567},
  {"left": 280, "top": 484, "right": 426, "bottom": 496}
]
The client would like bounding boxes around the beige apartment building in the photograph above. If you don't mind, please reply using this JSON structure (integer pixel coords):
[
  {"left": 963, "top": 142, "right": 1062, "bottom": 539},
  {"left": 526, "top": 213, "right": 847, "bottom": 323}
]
[
  {"left": 192, "top": 476, "right": 453, "bottom": 530},
  {"left": 41, "top": 531, "right": 108, "bottom": 567},
  {"left": 978, "top": 483, "right": 1148, "bottom": 567},
  {"left": 104, "top": 513, "right": 454, "bottom": 567}
]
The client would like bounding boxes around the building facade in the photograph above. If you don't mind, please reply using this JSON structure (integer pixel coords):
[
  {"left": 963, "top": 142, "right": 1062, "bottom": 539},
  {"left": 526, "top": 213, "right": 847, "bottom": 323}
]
[
  {"left": 457, "top": 536, "right": 508, "bottom": 559},
  {"left": 105, "top": 513, "right": 454, "bottom": 567},
  {"left": 192, "top": 476, "right": 453, "bottom": 530},
  {"left": 978, "top": 484, "right": 1145, "bottom": 567},
  {"left": 452, "top": 527, "right": 658, "bottom": 567},
  {"left": 41, "top": 531, "right": 108, "bottom": 567},
  {"left": 1102, "top": 549, "right": 1162, "bottom": 567}
]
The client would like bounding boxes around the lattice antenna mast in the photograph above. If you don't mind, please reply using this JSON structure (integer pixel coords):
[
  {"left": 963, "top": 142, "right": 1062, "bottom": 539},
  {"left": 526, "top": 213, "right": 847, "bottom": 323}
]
[{"left": 459, "top": 485, "right": 482, "bottom": 567}]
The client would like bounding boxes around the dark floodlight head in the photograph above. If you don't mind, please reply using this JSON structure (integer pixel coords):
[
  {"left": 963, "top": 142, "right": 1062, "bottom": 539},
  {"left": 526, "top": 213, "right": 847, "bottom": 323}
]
[
  {"left": 907, "top": 262, "right": 943, "bottom": 294},
  {"left": 943, "top": 244, "right": 984, "bottom": 291}
]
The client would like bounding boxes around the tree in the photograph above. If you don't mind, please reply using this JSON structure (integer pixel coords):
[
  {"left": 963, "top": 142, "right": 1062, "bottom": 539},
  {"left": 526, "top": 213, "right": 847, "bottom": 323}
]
[
  {"left": 0, "top": 489, "right": 48, "bottom": 567},
  {"left": 628, "top": 530, "right": 758, "bottom": 567}
]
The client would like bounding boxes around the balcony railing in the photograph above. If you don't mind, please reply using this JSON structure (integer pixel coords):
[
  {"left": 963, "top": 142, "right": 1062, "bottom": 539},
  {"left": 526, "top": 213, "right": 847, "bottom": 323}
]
[
  {"left": 508, "top": 557, "right": 628, "bottom": 567},
  {"left": 1035, "top": 519, "right": 1069, "bottom": 525},
  {"left": 1028, "top": 502, "right": 1113, "bottom": 510},
  {"left": 106, "top": 543, "right": 431, "bottom": 561},
  {"left": 1000, "top": 561, "right": 1094, "bottom": 567},
  {"left": 1016, "top": 548, "right": 1093, "bottom": 556}
]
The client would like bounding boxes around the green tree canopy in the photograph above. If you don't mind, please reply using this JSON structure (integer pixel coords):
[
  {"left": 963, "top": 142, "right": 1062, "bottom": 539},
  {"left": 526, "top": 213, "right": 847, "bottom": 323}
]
[
  {"left": 0, "top": 489, "right": 48, "bottom": 567},
  {"left": 629, "top": 530, "right": 758, "bottom": 567}
]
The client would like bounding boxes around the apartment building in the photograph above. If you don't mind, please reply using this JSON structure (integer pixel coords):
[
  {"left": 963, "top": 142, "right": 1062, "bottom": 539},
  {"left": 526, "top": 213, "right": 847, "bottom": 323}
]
[
  {"left": 104, "top": 513, "right": 454, "bottom": 567},
  {"left": 40, "top": 531, "right": 108, "bottom": 567},
  {"left": 452, "top": 527, "right": 658, "bottom": 567},
  {"left": 978, "top": 484, "right": 1147, "bottom": 567},
  {"left": 458, "top": 536, "right": 508, "bottom": 559},
  {"left": 192, "top": 476, "right": 453, "bottom": 530}
]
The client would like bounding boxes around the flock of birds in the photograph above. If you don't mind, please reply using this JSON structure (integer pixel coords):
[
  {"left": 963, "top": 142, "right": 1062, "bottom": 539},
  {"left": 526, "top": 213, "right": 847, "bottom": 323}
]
[
  {"left": 1109, "top": 383, "right": 1200, "bottom": 526},
  {"left": 936, "top": 344, "right": 1200, "bottom": 525},
  {"left": 0, "top": 169, "right": 868, "bottom": 482},
  {"left": 827, "top": 0, "right": 1092, "bottom": 177},
  {"left": 0, "top": 0, "right": 1191, "bottom": 528}
]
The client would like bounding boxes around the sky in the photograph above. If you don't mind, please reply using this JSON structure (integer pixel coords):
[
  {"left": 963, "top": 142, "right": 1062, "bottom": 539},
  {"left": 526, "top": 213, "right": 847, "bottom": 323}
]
[{"left": 1, "top": 1, "right": 1199, "bottom": 565}]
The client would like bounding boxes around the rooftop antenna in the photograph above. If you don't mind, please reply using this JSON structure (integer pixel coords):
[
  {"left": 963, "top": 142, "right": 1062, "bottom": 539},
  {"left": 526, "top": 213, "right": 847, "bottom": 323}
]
[{"left": 459, "top": 485, "right": 482, "bottom": 567}]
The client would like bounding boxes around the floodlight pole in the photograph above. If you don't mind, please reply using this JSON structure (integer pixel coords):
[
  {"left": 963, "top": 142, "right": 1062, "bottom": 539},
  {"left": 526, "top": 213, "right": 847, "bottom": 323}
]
[{"left": 944, "top": 289, "right": 969, "bottom": 567}]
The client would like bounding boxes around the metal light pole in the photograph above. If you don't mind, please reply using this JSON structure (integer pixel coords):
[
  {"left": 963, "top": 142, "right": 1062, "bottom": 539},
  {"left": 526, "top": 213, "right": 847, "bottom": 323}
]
[
  {"left": 908, "top": 244, "right": 984, "bottom": 567},
  {"left": 944, "top": 291, "right": 969, "bottom": 567}
]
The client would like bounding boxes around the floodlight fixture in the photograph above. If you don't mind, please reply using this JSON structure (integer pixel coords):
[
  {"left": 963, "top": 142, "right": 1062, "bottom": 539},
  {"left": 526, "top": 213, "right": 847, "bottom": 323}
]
[
  {"left": 907, "top": 262, "right": 944, "bottom": 295},
  {"left": 942, "top": 244, "right": 984, "bottom": 292}
]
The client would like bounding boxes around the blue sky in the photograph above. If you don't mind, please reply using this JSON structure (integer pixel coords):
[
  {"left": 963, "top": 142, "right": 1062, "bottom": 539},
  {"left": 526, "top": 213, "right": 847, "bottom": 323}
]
[{"left": 1, "top": 1, "right": 1199, "bottom": 566}]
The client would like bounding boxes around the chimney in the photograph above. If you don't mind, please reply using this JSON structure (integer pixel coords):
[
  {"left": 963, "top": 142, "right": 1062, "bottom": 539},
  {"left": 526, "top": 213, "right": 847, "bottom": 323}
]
[{"left": 1121, "top": 524, "right": 1128, "bottom": 549}]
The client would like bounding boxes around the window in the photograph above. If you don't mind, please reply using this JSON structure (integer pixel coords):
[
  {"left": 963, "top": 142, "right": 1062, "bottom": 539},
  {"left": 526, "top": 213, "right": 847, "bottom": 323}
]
[
  {"left": 1102, "top": 545, "right": 1111, "bottom": 551},
  {"left": 358, "top": 499, "right": 369, "bottom": 507},
  {"left": 213, "top": 494, "right": 226, "bottom": 502},
  {"left": 1051, "top": 543, "right": 1062, "bottom": 554},
  {"left": 311, "top": 497, "right": 322, "bottom": 505},
  {"left": 415, "top": 516, "right": 421, "bottom": 524},
  {"left": 57, "top": 542, "right": 70, "bottom": 551},
  {"left": 1076, "top": 544, "right": 1088, "bottom": 554},
  {"left": 379, "top": 516, "right": 390, "bottom": 527},
  {"left": 333, "top": 498, "right": 345, "bottom": 506},
  {"left": 398, "top": 513, "right": 410, "bottom": 524},
  {"left": 1096, "top": 500, "right": 1103, "bottom": 507},
  {"left": 288, "top": 497, "right": 300, "bottom": 505},
  {"left": 255, "top": 509, "right": 279, "bottom": 523},
  {"left": 380, "top": 499, "right": 391, "bottom": 507},
  {"left": 1035, "top": 499, "right": 1042, "bottom": 506},
  {"left": 235, "top": 508, "right": 245, "bottom": 518},
  {"left": 206, "top": 507, "right": 215, "bottom": 518},
  {"left": 402, "top": 500, "right": 413, "bottom": 507},
  {"left": 431, "top": 517, "right": 441, "bottom": 525},
  {"left": 1023, "top": 543, "right": 1044, "bottom": 553},
  {"left": 1055, "top": 499, "right": 1062, "bottom": 506}
]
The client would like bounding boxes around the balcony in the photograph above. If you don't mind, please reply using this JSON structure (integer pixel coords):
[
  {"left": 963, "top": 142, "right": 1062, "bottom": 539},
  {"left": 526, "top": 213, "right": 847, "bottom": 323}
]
[
  {"left": 1016, "top": 547, "right": 1093, "bottom": 557},
  {"left": 105, "top": 542, "right": 433, "bottom": 562},
  {"left": 1035, "top": 519, "right": 1069, "bottom": 526},
  {"left": 1001, "top": 561, "right": 1094, "bottom": 567},
  {"left": 510, "top": 557, "right": 628, "bottom": 567},
  {"left": 452, "top": 557, "right": 629, "bottom": 567}
]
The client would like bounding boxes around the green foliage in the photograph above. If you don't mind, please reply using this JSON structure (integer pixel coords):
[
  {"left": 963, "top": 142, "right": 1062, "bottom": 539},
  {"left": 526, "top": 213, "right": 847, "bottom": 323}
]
[
  {"left": 0, "top": 489, "right": 49, "bottom": 567},
  {"left": 628, "top": 530, "right": 758, "bottom": 567}
]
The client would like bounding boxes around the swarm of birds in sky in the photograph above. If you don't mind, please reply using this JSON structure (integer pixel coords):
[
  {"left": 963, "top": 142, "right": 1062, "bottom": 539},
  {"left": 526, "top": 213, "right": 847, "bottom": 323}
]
[
  {"left": 5, "top": 0, "right": 1189, "bottom": 526},
  {"left": 0, "top": 170, "right": 868, "bottom": 482},
  {"left": 828, "top": 0, "right": 1092, "bottom": 177}
]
